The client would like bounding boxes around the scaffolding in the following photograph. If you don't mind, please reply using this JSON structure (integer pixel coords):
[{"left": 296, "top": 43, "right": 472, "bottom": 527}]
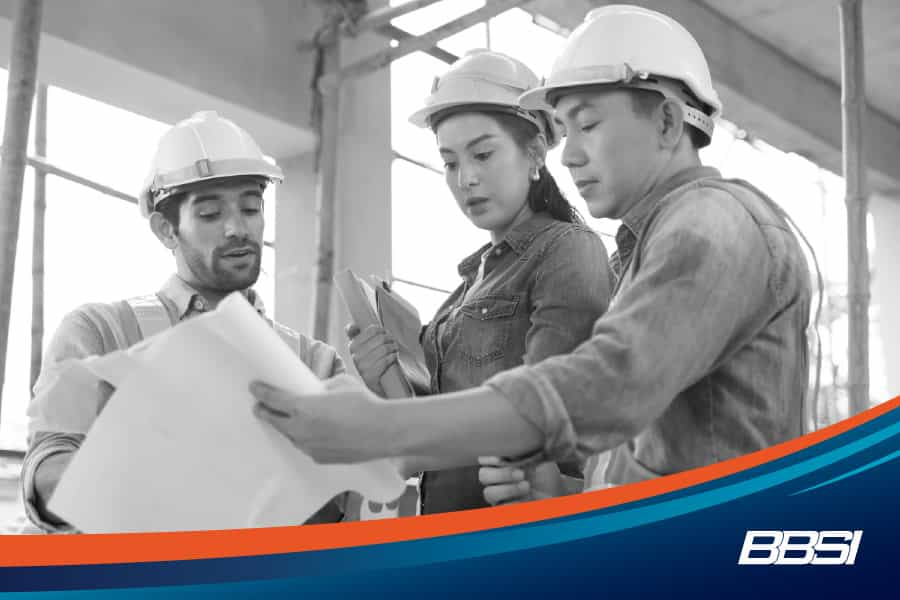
[
  {"left": 308, "top": 0, "right": 529, "bottom": 340},
  {"left": 0, "top": 0, "right": 879, "bottom": 432},
  {"left": 0, "top": 0, "right": 42, "bottom": 421},
  {"left": 840, "top": 0, "right": 870, "bottom": 416}
]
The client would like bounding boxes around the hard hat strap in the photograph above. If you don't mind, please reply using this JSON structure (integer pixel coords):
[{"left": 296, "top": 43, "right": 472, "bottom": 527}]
[
  {"left": 544, "top": 64, "right": 716, "bottom": 141},
  {"left": 625, "top": 79, "right": 715, "bottom": 140}
]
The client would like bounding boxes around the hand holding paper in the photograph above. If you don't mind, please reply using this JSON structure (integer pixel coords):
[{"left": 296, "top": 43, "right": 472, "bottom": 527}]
[
  {"left": 251, "top": 374, "right": 395, "bottom": 464},
  {"left": 48, "top": 293, "right": 405, "bottom": 533}
]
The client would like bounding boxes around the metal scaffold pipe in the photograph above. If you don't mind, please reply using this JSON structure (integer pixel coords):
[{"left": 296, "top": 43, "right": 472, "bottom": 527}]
[
  {"left": 30, "top": 83, "right": 47, "bottom": 395},
  {"left": 0, "top": 0, "right": 44, "bottom": 418},
  {"left": 839, "top": 0, "right": 870, "bottom": 416},
  {"left": 311, "top": 25, "right": 343, "bottom": 342},
  {"left": 345, "top": 0, "right": 446, "bottom": 36},
  {"left": 375, "top": 24, "right": 458, "bottom": 64},
  {"left": 320, "top": 0, "right": 528, "bottom": 91},
  {"left": 24, "top": 154, "right": 137, "bottom": 206}
]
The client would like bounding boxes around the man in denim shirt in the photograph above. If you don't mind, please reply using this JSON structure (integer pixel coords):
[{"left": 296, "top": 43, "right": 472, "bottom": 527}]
[{"left": 249, "top": 6, "right": 812, "bottom": 494}]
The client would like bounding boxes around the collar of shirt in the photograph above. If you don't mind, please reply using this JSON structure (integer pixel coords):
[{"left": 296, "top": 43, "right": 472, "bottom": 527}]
[
  {"left": 158, "top": 274, "right": 266, "bottom": 320},
  {"left": 620, "top": 166, "right": 721, "bottom": 239},
  {"left": 456, "top": 212, "right": 557, "bottom": 279},
  {"left": 608, "top": 166, "right": 720, "bottom": 279}
]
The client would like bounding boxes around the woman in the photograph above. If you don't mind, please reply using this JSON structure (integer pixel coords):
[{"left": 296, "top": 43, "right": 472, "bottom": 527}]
[{"left": 347, "top": 50, "right": 612, "bottom": 514}]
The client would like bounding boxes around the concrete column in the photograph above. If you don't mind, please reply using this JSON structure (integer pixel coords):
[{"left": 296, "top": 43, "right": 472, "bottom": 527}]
[
  {"left": 273, "top": 152, "right": 318, "bottom": 336},
  {"left": 869, "top": 194, "right": 900, "bottom": 399},
  {"left": 275, "top": 24, "right": 392, "bottom": 361}
]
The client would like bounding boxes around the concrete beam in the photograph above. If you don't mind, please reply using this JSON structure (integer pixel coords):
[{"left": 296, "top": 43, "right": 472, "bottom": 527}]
[
  {"left": 0, "top": 1, "right": 320, "bottom": 156},
  {"left": 526, "top": 0, "right": 900, "bottom": 193}
]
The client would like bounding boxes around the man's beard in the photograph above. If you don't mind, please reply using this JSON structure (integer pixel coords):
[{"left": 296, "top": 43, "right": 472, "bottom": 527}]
[{"left": 181, "top": 238, "right": 262, "bottom": 293}]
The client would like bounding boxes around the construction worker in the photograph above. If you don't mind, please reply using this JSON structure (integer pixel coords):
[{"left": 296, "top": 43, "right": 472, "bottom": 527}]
[
  {"left": 249, "top": 5, "right": 812, "bottom": 500},
  {"left": 23, "top": 111, "right": 346, "bottom": 532},
  {"left": 345, "top": 49, "right": 611, "bottom": 514}
]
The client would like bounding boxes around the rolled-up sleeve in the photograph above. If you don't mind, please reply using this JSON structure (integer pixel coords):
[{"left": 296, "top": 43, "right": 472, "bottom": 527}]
[
  {"left": 486, "top": 189, "right": 777, "bottom": 463},
  {"left": 24, "top": 309, "right": 107, "bottom": 532},
  {"left": 304, "top": 337, "right": 346, "bottom": 378},
  {"left": 21, "top": 432, "right": 82, "bottom": 533}
]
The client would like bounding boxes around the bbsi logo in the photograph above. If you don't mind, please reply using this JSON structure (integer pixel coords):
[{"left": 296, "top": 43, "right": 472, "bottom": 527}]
[{"left": 738, "top": 530, "right": 862, "bottom": 565}]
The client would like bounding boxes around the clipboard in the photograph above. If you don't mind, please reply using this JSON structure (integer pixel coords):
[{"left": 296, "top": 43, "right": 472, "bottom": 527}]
[
  {"left": 373, "top": 280, "right": 430, "bottom": 392},
  {"left": 333, "top": 269, "right": 416, "bottom": 399},
  {"left": 334, "top": 269, "right": 426, "bottom": 520}
]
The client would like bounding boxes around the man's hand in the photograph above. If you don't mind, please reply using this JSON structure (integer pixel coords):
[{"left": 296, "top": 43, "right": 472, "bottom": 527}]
[
  {"left": 346, "top": 324, "right": 399, "bottom": 396},
  {"left": 250, "top": 374, "right": 393, "bottom": 463},
  {"left": 478, "top": 457, "right": 567, "bottom": 505}
]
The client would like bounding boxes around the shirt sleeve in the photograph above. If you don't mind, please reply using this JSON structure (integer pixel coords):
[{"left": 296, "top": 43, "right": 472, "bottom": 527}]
[
  {"left": 296, "top": 334, "right": 346, "bottom": 379},
  {"left": 24, "top": 308, "right": 108, "bottom": 533},
  {"left": 486, "top": 188, "right": 778, "bottom": 464},
  {"left": 521, "top": 226, "right": 611, "bottom": 475},
  {"left": 524, "top": 226, "right": 612, "bottom": 365}
]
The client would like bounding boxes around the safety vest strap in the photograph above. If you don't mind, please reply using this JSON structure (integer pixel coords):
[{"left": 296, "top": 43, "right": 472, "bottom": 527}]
[{"left": 125, "top": 294, "right": 173, "bottom": 340}]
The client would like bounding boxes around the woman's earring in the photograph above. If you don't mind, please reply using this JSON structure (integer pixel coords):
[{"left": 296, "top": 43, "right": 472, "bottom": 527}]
[{"left": 530, "top": 168, "right": 540, "bottom": 181}]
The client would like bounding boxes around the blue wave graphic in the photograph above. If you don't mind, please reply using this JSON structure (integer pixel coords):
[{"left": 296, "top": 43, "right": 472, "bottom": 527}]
[{"left": 1, "top": 404, "right": 897, "bottom": 597}]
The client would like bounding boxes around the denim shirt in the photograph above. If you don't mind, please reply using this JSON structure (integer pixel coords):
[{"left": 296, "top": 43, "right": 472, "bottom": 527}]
[
  {"left": 419, "top": 212, "right": 612, "bottom": 513},
  {"left": 487, "top": 167, "right": 812, "bottom": 485}
]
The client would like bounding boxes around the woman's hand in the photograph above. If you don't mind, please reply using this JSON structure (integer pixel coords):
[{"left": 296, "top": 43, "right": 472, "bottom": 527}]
[
  {"left": 250, "top": 374, "right": 394, "bottom": 463},
  {"left": 346, "top": 324, "right": 400, "bottom": 396},
  {"left": 478, "top": 457, "right": 567, "bottom": 505}
]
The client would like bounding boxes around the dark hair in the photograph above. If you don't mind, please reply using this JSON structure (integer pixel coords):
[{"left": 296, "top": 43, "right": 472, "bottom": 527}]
[
  {"left": 488, "top": 112, "right": 584, "bottom": 224},
  {"left": 155, "top": 193, "right": 185, "bottom": 233},
  {"left": 628, "top": 88, "right": 707, "bottom": 148}
]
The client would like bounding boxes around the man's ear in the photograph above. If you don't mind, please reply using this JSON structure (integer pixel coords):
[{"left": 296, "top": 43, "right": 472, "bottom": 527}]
[
  {"left": 149, "top": 212, "right": 178, "bottom": 250},
  {"left": 656, "top": 99, "right": 686, "bottom": 149}
]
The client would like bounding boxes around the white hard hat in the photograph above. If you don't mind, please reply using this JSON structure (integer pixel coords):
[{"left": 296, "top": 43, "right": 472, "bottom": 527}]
[
  {"left": 138, "top": 111, "right": 284, "bottom": 218},
  {"left": 409, "top": 49, "right": 561, "bottom": 148},
  {"left": 519, "top": 5, "right": 722, "bottom": 145}
]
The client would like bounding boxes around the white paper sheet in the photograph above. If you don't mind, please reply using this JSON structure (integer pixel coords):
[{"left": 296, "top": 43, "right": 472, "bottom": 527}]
[{"left": 49, "top": 293, "right": 405, "bottom": 533}]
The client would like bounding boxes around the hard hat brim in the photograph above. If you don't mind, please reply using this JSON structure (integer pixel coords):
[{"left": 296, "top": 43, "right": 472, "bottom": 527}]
[
  {"left": 410, "top": 99, "right": 533, "bottom": 129},
  {"left": 140, "top": 159, "right": 283, "bottom": 218},
  {"left": 519, "top": 77, "right": 630, "bottom": 111}
]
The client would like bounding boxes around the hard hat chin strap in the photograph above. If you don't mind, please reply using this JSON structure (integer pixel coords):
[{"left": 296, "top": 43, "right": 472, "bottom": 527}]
[{"left": 624, "top": 78, "right": 715, "bottom": 141}]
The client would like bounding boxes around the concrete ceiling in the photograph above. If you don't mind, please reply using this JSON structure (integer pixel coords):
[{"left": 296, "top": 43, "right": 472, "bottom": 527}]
[
  {"left": 0, "top": 0, "right": 335, "bottom": 157},
  {"left": 0, "top": 0, "right": 897, "bottom": 191},
  {"left": 701, "top": 0, "right": 900, "bottom": 120}
]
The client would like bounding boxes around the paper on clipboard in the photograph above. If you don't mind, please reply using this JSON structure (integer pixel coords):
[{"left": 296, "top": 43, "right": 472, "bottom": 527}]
[
  {"left": 335, "top": 270, "right": 431, "bottom": 396},
  {"left": 374, "top": 282, "right": 429, "bottom": 391},
  {"left": 48, "top": 293, "right": 405, "bottom": 533}
]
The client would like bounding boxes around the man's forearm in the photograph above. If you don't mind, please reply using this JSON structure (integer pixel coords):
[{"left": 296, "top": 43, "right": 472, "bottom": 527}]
[{"left": 385, "top": 386, "right": 544, "bottom": 467}]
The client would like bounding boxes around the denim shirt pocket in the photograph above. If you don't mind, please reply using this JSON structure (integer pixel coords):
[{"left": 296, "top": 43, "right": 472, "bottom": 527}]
[{"left": 454, "top": 294, "right": 520, "bottom": 370}]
